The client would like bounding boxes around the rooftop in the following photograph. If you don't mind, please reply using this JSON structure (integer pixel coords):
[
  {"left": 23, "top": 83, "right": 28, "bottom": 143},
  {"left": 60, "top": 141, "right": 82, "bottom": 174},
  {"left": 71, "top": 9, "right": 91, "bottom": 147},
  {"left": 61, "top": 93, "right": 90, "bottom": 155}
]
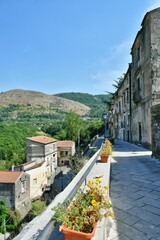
[
  {"left": 57, "top": 140, "right": 75, "bottom": 148},
  {"left": 16, "top": 160, "right": 46, "bottom": 171},
  {"left": 0, "top": 171, "right": 22, "bottom": 183},
  {"left": 27, "top": 135, "right": 57, "bottom": 144}
]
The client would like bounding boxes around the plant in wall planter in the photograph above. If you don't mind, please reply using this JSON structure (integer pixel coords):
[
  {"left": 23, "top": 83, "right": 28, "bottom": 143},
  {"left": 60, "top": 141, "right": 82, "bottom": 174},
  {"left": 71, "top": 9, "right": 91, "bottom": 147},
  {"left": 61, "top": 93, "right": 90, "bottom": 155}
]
[
  {"left": 100, "top": 139, "right": 112, "bottom": 163},
  {"left": 52, "top": 178, "right": 113, "bottom": 240}
]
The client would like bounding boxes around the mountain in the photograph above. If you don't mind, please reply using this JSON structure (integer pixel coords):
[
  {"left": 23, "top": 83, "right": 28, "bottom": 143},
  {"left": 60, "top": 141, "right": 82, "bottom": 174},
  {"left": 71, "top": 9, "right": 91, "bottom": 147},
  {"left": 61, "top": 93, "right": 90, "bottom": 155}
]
[
  {"left": 54, "top": 92, "right": 109, "bottom": 117},
  {"left": 0, "top": 89, "right": 90, "bottom": 115}
]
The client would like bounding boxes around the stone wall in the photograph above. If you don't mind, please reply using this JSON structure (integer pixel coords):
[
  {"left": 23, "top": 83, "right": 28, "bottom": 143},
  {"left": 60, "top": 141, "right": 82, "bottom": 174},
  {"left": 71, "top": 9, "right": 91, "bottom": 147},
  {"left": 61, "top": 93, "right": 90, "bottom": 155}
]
[{"left": 151, "top": 104, "right": 160, "bottom": 159}]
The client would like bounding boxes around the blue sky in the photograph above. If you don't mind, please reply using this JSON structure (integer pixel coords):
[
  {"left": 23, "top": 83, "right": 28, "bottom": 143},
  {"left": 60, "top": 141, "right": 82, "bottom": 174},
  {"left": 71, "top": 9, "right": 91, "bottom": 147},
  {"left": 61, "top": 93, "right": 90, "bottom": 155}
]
[{"left": 0, "top": 0, "right": 160, "bottom": 95}]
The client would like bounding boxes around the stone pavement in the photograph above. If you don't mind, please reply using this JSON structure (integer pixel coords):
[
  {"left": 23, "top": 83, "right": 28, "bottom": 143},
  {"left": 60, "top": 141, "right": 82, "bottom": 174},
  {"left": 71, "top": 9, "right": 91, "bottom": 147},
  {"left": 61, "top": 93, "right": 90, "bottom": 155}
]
[{"left": 108, "top": 139, "right": 160, "bottom": 240}]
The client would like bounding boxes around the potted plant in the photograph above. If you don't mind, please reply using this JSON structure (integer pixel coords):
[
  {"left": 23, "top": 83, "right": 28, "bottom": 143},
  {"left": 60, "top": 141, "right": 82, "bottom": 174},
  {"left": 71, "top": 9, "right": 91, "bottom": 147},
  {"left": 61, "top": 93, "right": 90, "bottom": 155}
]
[
  {"left": 52, "top": 178, "right": 113, "bottom": 240},
  {"left": 100, "top": 139, "right": 112, "bottom": 163}
]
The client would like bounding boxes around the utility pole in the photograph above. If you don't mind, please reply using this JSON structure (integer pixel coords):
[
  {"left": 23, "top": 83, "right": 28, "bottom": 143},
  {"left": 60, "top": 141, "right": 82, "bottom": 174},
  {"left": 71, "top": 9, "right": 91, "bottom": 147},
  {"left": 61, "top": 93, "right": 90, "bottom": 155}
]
[
  {"left": 60, "top": 165, "right": 63, "bottom": 192},
  {"left": 78, "top": 130, "right": 80, "bottom": 160},
  {"left": 4, "top": 219, "right": 6, "bottom": 240}
]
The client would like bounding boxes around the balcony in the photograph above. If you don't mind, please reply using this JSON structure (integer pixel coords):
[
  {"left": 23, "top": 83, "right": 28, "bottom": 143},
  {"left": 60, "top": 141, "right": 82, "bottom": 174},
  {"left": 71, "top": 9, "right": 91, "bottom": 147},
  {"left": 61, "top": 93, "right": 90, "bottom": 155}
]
[{"left": 14, "top": 139, "right": 111, "bottom": 240}]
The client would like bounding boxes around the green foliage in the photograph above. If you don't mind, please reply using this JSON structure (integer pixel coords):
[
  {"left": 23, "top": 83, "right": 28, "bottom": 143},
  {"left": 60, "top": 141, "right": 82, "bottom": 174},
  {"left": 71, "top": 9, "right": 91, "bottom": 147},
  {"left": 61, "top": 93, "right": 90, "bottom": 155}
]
[
  {"left": 55, "top": 110, "right": 81, "bottom": 142},
  {"left": 52, "top": 179, "right": 112, "bottom": 233},
  {"left": 0, "top": 104, "right": 66, "bottom": 125},
  {"left": 0, "top": 111, "right": 103, "bottom": 169},
  {"left": 41, "top": 121, "right": 63, "bottom": 137},
  {"left": 54, "top": 92, "right": 109, "bottom": 117},
  {"left": 0, "top": 92, "right": 110, "bottom": 124},
  {"left": 0, "top": 200, "right": 20, "bottom": 233},
  {"left": 52, "top": 112, "right": 103, "bottom": 154},
  {"left": 0, "top": 123, "right": 38, "bottom": 169},
  {"left": 112, "top": 74, "right": 125, "bottom": 90},
  {"left": 71, "top": 158, "right": 87, "bottom": 176},
  {"left": 63, "top": 111, "right": 81, "bottom": 141},
  {"left": 29, "top": 200, "right": 46, "bottom": 219}
]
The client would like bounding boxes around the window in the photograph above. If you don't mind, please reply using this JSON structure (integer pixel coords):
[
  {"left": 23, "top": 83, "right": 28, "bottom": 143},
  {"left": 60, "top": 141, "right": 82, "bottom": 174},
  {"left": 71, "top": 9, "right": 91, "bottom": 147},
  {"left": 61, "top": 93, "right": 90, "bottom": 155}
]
[
  {"left": 137, "top": 78, "right": 141, "bottom": 90},
  {"left": 126, "top": 89, "right": 129, "bottom": 102},
  {"left": 33, "top": 178, "right": 37, "bottom": 185},
  {"left": 123, "top": 93, "right": 125, "bottom": 105},
  {"left": 119, "top": 101, "right": 121, "bottom": 113},
  {"left": 52, "top": 144, "right": 56, "bottom": 151},
  {"left": 137, "top": 45, "right": 141, "bottom": 61},
  {"left": 128, "top": 115, "right": 130, "bottom": 126},
  {"left": 124, "top": 115, "right": 126, "bottom": 127},
  {"left": 21, "top": 181, "right": 26, "bottom": 193}
]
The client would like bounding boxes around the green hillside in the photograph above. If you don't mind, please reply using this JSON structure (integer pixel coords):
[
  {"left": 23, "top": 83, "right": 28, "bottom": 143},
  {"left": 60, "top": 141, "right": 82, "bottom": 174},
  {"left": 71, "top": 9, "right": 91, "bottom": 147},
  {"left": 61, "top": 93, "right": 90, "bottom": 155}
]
[
  {"left": 0, "top": 89, "right": 90, "bottom": 124},
  {"left": 54, "top": 92, "right": 110, "bottom": 117},
  {"left": 0, "top": 123, "right": 38, "bottom": 169}
]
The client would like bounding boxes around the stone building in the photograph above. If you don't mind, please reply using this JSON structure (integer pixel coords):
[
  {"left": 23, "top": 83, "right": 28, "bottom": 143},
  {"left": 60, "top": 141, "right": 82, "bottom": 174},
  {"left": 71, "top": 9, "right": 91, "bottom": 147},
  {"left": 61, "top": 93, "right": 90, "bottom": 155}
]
[
  {"left": 111, "top": 8, "right": 160, "bottom": 158},
  {"left": 112, "top": 67, "right": 131, "bottom": 141},
  {"left": 57, "top": 140, "right": 75, "bottom": 166},
  {"left": 130, "top": 8, "right": 160, "bottom": 151},
  {"left": 0, "top": 170, "right": 31, "bottom": 219},
  {"left": 15, "top": 160, "right": 48, "bottom": 200},
  {"left": 26, "top": 136, "right": 58, "bottom": 190}
]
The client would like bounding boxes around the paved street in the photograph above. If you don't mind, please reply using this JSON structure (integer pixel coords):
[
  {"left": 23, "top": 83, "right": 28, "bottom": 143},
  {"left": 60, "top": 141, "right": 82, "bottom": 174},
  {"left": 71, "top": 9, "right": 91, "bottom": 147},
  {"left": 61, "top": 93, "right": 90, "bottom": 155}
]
[
  {"left": 84, "top": 135, "right": 104, "bottom": 157},
  {"left": 108, "top": 139, "right": 160, "bottom": 240}
]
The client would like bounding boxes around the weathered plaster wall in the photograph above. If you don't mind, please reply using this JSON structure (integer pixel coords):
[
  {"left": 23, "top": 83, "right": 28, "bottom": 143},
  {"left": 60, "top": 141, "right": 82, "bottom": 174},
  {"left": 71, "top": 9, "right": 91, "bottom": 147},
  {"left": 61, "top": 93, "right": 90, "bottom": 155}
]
[
  {"left": 151, "top": 9, "right": 160, "bottom": 106},
  {"left": 131, "top": 12, "right": 152, "bottom": 149}
]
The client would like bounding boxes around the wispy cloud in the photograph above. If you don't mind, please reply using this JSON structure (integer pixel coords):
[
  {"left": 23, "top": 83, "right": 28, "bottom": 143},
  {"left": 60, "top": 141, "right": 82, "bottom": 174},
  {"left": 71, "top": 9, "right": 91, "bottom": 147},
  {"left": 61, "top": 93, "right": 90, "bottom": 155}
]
[
  {"left": 89, "top": 1, "right": 160, "bottom": 94},
  {"left": 91, "top": 69, "right": 125, "bottom": 93},
  {"left": 90, "top": 40, "right": 132, "bottom": 93},
  {"left": 107, "top": 41, "right": 132, "bottom": 59}
]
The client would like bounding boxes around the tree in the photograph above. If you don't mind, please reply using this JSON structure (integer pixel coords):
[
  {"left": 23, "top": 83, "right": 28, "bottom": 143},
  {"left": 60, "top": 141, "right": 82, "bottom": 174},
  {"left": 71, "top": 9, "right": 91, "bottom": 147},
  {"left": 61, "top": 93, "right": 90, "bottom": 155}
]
[
  {"left": 41, "top": 122, "right": 62, "bottom": 136},
  {"left": 62, "top": 110, "right": 82, "bottom": 142},
  {"left": 0, "top": 123, "right": 38, "bottom": 169},
  {"left": 0, "top": 200, "right": 19, "bottom": 233},
  {"left": 112, "top": 74, "right": 125, "bottom": 90}
]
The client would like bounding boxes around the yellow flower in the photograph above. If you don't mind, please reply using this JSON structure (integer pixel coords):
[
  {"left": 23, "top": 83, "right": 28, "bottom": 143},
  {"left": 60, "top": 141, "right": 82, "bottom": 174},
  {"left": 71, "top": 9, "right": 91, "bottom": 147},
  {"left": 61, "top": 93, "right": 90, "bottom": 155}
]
[
  {"left": 102, "top": 191, "right": 107, "bottom": 195},
  {"left": 95, "top": 178, "right": 102, "bottom": 185},
  {"left": 87, "top": 181, "right": 93, "bottom": 189},
  {"left": 90, "top": 193, "right": 95, "bottom": 197},
  {"left": 91, "top": 199, "right": 99, "bottom": 207},
  {"left": 108, "top": 211, "right": 115, "bottom": 218}
]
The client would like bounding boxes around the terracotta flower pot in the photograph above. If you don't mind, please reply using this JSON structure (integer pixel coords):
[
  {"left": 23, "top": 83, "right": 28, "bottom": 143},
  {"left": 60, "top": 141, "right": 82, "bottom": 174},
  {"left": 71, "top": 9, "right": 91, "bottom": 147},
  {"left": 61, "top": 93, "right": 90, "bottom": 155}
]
[
  {"left": 100, "top": 155, "right": 108, "bottom": 163},
  {"left": 60, "top": 224, "right": 97, "bottom": 240}
]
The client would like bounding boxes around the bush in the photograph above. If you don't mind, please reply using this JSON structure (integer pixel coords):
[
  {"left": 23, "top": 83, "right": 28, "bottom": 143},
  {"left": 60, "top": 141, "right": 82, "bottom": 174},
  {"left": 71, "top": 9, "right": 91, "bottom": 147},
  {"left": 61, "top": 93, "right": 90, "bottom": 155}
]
[
  {"left": 0, "top": 200, "right": 20, "bottom": 233},
  {"left": 28, "top": 200, "right": 46, "bottom": 219}
]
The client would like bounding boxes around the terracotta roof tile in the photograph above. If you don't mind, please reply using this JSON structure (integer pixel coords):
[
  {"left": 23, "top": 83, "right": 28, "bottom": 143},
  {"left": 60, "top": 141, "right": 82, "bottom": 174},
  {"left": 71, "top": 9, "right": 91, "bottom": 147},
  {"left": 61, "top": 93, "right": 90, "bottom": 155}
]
[
  {"left": 27, "top": 136, "right": 57, "bottom": 144},
  {"left": 0, "top": 171, "right": 22, "bottom": 183},
  {"left": 57, "top": 140, "right": 75, "bottom": 148}
]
